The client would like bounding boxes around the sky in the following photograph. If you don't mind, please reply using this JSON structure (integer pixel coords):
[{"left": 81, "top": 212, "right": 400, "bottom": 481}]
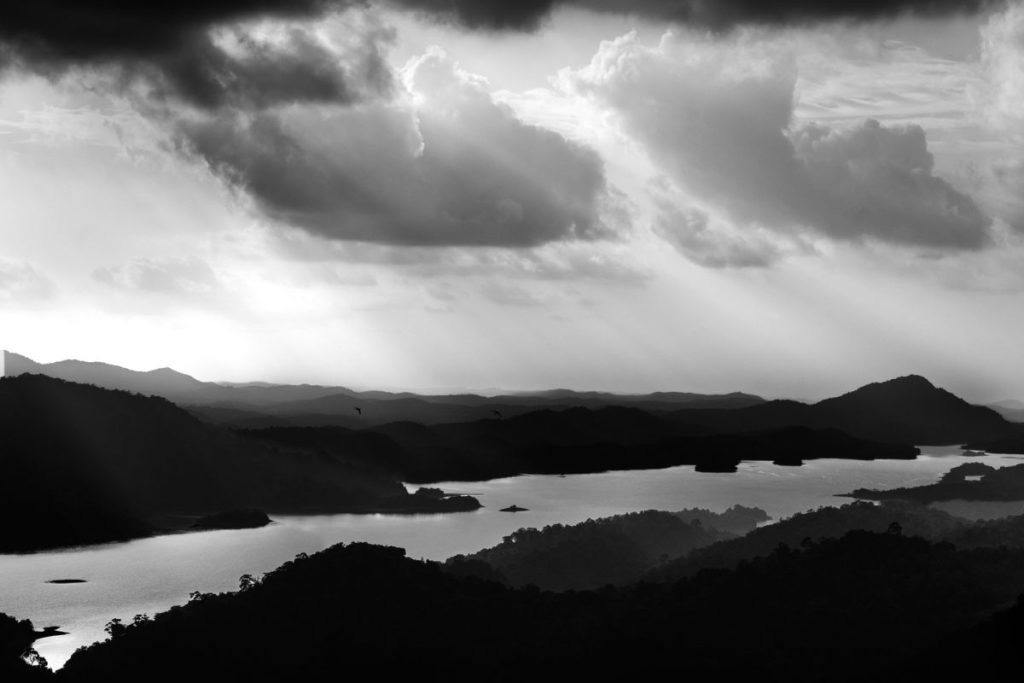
[{"left": 1, "top": 0, "right": 1024, "bottom": 402}]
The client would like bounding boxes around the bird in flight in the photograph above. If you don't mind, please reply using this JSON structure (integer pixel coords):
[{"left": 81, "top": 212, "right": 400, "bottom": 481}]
[
  {"left": 355, "top": 407, "right": 362, "bottom": 416},
  {"left": 491, "top": 409, "right": 503, "bottom": 418}
]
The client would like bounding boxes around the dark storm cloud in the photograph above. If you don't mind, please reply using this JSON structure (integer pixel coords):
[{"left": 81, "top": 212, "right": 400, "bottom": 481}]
[
  {"left": 0, "top": 1, "right": 393, "bottom": 110},
  {"left": 0, "top": 2, "right": 337, "bottom": 63},
  {"left": 148, "top": 29, "right": 372, "bottom": 110},
  {"left": 0, "top": 1, "right": 997, "bottom": 67},
  {"left": 0, "top": 2, "right": 999, "bottom": 103},
  {"left": 392, "top": 0, "right": 994, "bottom": 30}
]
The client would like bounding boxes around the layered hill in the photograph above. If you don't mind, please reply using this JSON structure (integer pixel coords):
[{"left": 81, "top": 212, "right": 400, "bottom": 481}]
[
  {"left": 446, "top": 505, "right": 768, "bottom": 591},
  {"left": 0, "top": 375, "right": 476, "bottom": 552},
  {"left": 666, "top": 375, "right": 1019, "bottom": 445},
  {"left": 3, "top": 351, "right": 764, "bottom": 426},
  {"left": 50, "top": 533, "right": 1024, "bottom": 682},
  {"left": 2, "top": 352, "right": 354, "bottom": 407}
]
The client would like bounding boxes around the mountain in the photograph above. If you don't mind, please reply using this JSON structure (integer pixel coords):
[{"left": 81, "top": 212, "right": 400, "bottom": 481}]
[
  {"left": 665, "top": 375, "right": 1018, "bottom": 445},
  {"left": 4, "top": 351, "right": 207, "bottom": 398},
  {"left": 0, "top": 375, "right": 476, "bottom": 552},
  {"left": 3, "top": 352, "right": 765, "bottom": 426},
  {"left": 815, "top": 375, "right": 1016, "bottom": 444},
  {"left": 2, "top": 351, "right": 355, "bottom": 407}
]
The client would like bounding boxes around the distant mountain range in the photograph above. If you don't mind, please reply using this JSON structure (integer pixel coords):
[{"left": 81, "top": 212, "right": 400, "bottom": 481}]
[
  {"left": 7, "top": 351, "right": 1017, "bottom": 446},
  {"left": 2, "top": 351, "right": 358, "bottom": 406},
  {"left": 2, "top": 351, "right": 765, "bottom": 426},
  {"left": 5, "top": 350, "right": 1022, "bottom": 553},
  {"left": 988, "top": 399, "right": 1024, "bottom": 423}
]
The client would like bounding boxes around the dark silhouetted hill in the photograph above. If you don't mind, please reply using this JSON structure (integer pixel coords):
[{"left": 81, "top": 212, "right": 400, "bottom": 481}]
[
  {"left": 446, "top": 510, "right": 731, "bottom": 591},
  {"left": 964, "top": 429, "right": 1024, "bottom": 454},
  {"left": 816, "top": 375, "right": 1017, "bottom": 444},
  {"left": 0, "top": 375, "right": 476, "bottom": 552},
  {"left": 666, "top": 375, "right": 1017, "bottom": 445},
  {"left": 647, "top": 500, "right": 967, "bottom": 582},
  {"left": 242, "top": 417, "right": 917, "bottom": 483},
  {"left": 849, "top": 461, "right": 1024, "bottom": 504},
  {"left": 894, "top": 594, "right": 1024, "bottom": 682},
  {"left": 446, "top": 505, "right": 768, "bottom": 591},
  {"left": 55, "top": 533, "right": 1024, "bottom": 682},
  {"left": 0, "top": 613, "right": 50, "bottom": 681},
  {"left": 4, "top": 352, "right": 764, "bottom": 426}
]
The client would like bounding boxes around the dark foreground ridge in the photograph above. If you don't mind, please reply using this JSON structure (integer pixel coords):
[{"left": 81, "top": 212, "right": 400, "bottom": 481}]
[{"left": 5, "top": 529, "right": 1023, "bottom": 682}]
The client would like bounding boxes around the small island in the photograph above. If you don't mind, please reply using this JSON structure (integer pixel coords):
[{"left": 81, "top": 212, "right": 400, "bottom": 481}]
[
  {"left": 500, "top": 505, "right": 529, "bottom": 512},
  {"left": 376, "top": 487, "right": 482, "bottom": 513},
  {"left": 45, "top": 579, "right": 87, "bottom": 584}
]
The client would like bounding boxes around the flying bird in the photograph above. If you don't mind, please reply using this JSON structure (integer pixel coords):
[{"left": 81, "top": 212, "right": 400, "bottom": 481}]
[
  {"left": 354, "top": 407, "right": 362, "bottom": 416},
  {"left": 491, "top": 409, "right": 503, "bottom": 418}
]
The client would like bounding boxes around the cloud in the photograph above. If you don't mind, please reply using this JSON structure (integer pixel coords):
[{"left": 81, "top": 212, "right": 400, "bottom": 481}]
[
  {"left": 0, "top": 258, "right": 54, "bottom": 303},
  {"left": 177, "top": 48, "right": 614, "bottom": 247},
  {"left": 0, "top": 1, "right": 997, "bottom": 80},
  {"left": 139, "top": 24, "right": 395, "bottom": 111},
  {"left": 0, "top": 4, "right": 394, "bottom": 112},
  {"left": 565, "top": 31, "right": 992, "bottom": 254},
  {"left": 652, "top": 203, "right": 787, "bottom": 268},
  {"left": 269, "top": 226, "right": 650, "bottom": 282},
  {"left": 0, "top": 2, "right": 334, "bottom": 64},
  {"left": 973, "top": 2, "right": 1024, "bottom": 230},
  {"left": 980, "top": 1, "right": 1024, "bottom": 131},
  {"left": 0, "top": 1, "right": 1003, "bottom": 132},
  {"left": 93, "top": 256, "right": 221, "bottom": 295},
  {"left": 479, "top": 280, "right": 545, "bottom": 306},
  {"left": 391, "top": 0, "right": 995, "bottom": 31}
]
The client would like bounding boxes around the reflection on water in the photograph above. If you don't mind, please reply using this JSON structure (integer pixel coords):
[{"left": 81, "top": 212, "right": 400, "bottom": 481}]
[{"left": 0, "top": 447, "right": 1018, "bottom": 669}]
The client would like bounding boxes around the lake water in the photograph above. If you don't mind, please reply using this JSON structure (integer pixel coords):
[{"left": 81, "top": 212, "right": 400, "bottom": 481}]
[{"left": 2, "top": 447, "right": 1022, "bottom": 669}]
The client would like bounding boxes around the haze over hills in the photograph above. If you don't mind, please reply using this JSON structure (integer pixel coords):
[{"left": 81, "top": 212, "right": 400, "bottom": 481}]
[
  {"left": 5, "top": 349, "right": 1022, "bottom": 553},
  {"left": 989, "top": 399, "right": 1024, "bottom": 423},
  {"left": 2, "top": 352, "right": 357, "bottom": 407},
  {"left": 2, "top": 351, "right": 765, "bottom": 427},
  {"left": 5, "top": 352, "right": 1017, "bottom": 446}
]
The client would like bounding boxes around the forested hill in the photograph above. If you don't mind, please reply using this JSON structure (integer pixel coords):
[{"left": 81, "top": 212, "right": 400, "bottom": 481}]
[
  {"left": 41, "top": 532, "right": 1024, "bottom": 682},
  {"left": 0, "top": 375, "right": 455, "bottom": 552},
  {"left": 447, "top": 506, "right": 768, "bottom": 591}
]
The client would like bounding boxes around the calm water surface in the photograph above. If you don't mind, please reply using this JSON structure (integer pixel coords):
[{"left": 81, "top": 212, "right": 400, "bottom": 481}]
[{"left": 2, "top": 447, "right": 1021, "bottom": 669}]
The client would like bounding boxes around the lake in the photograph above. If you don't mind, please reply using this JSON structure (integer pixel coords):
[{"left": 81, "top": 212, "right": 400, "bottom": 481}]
[{"left": 2, "top": 447, "right": 1021, "bottom": 669}]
